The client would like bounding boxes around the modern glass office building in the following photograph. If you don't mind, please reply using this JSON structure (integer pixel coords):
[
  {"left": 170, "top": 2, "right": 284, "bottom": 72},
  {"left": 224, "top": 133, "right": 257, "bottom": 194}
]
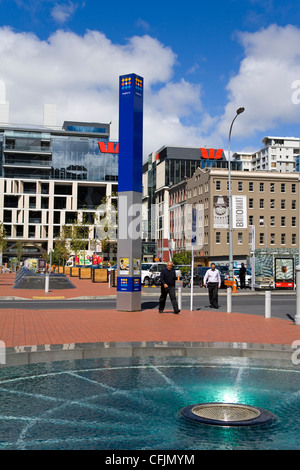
[
  {"left": 0, "top": 121, "right": 118, "bottom": 263},
  {"left": 142, "top": 145, "right": 242, "bottom": 261}
]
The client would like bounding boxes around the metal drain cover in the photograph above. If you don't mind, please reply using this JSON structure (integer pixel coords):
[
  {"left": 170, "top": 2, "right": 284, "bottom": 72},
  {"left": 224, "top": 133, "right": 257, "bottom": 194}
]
[{"left": 181, "top": 402, "right": 276, "bottom": 426}]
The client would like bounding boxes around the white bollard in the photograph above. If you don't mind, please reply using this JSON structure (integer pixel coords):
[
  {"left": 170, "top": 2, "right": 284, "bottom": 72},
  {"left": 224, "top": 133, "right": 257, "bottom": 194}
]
[
  {"left": 178, "top": 284, "right": 182, "bottom": 310},
  {"left": 45, "top": 272, "right": 49, "bottom": 293},
  {"left": 265, "top": 290, "right": 271, "bottom": 318},
  {"left": 227, "top": 286, "right": 232, "bottom": 313}
]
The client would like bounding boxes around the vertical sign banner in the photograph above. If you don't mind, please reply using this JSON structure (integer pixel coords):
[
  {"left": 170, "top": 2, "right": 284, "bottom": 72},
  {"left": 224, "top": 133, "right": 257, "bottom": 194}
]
[
  {"left": 232, "top": 195, "right": 247, "bottom": 229},
  {"left": 185, "top": 204, "right": 204, "bottom": 249},
  {"left": 191, "top": 207, "right": 197, "bottom": 246},
  {"left": 213, "top": 195, "right": 229, "bottom": 228},
  {"left": 117, "top": 73, "right": 144, "bottom": 311}
]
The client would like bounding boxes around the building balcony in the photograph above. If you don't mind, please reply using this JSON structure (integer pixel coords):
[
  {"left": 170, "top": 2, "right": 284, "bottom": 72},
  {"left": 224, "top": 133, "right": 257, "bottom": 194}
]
[
  {"left": 4, "top": 144, "right": 51, "bottom": 154},
  {"left": 3, "top": 158, "right": 52, "bottom": 169}
]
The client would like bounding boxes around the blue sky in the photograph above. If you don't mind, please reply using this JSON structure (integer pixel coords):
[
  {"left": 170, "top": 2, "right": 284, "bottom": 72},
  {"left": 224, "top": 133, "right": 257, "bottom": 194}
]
[{"left": 0, "top": 0, "right": 300, "bottom": 158}]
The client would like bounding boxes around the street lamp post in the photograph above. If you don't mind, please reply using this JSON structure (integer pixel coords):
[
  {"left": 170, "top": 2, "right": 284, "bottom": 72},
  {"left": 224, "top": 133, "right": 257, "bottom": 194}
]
[
  {"left": 227, "top": 107, "right": 245, "bottom": 313},
  {"left": 295, "top": 135, "right": 300, "bottom": 325}
]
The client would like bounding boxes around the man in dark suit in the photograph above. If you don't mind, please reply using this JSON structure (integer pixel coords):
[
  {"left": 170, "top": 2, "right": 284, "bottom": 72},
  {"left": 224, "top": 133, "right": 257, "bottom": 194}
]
[
  {"left": 159, "top": 262, "right": 180, "bottom": 314},
  {"left": 239, "top": 262, "right": 247, "bottom": 289}
]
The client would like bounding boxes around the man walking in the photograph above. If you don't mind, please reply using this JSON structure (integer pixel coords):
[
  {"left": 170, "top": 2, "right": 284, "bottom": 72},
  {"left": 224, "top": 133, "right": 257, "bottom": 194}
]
[
  {"left": 203, "top": 263, "right": 221, "bottom": 309},
  {"left": 159, "top": 262, "right": 180, "bottom": 314}
]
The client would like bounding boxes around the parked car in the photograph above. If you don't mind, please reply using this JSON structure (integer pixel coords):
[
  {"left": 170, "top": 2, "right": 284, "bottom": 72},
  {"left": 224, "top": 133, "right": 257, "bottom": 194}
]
[
  {"left": 141, "top": 262, "right": 181, "bottom": 285},
  {"left": 193, "top": 265, "right": 228, "bottom": 288}
]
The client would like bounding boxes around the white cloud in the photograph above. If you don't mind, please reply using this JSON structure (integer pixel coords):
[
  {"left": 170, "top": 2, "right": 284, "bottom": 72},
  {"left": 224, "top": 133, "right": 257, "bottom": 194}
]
[
  {"left": 216, "top": 24, "right": 300, "bottom": 140},
  {"left": 2, "top": 23, "right": 300, "bottom": 159},
  {"left": 0, "top": 27, "right": 203, "bottom": 157},
  {"left": 51, "top": 1, "right": 79, "bottom": 24}
]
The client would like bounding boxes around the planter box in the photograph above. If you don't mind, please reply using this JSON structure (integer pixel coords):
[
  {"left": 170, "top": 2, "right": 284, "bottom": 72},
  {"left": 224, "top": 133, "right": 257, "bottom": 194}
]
[
  {"left": 92, "top": 269, "right": 108, "bottom": 283},
  {"left": 80, "top": 267, "right": 92, "bottom": 279},
  {"left": 70, "top": 267, "right": 79, "bottom": 277}
]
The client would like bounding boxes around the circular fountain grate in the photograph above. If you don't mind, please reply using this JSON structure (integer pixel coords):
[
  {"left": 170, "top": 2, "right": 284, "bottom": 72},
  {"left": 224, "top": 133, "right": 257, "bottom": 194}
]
[
  {"left": 181, "top": 402, "right": 276, "bottom": 427},
  {"left": 191, "top": 403, "right": 260, "bottom": 422}
]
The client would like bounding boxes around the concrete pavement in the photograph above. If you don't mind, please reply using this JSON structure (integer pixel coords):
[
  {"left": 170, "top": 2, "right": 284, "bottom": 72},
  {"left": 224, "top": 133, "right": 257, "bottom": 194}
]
[{"left": 0, "top": 272, "right": 300, "bottom": 365}]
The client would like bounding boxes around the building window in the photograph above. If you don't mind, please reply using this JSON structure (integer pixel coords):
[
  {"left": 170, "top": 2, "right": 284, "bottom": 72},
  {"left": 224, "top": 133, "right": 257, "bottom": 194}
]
[
  {"left": 29, "top": 196, "right": 36, "bottom": 209},
  {"left": 281, "top": 216, "right": 285, "bottom": 227},
  {"left": 259, "top": 216, "right": 264, "bottom": 226},
  {"left": 216, "top": 180, "right": 221, "bottom": 190},
  {"left": 259, "top": 233, "right": 264, "bottom": 244},
  {"left": 292, "top": 216, "right": 296, "bottom": 227},
  {"left": 249, "top": 215, "right": 253, "bottom": 225},
  {"left": 292, "top": 200, "right": 296, "bottom": 209},
  {"left": 238, "top": 232, "right": 243, "bottom": 244},
  {"left": 292, "top": 234, "right": 297, "bottom": 245},
  {"left": 292, "top": 184, "right": 296, "bottom": 193},
  {"left": 28, "top": 226, "right": 36, "bottom": 238},
  {"left": 23, "top": 182, "right": 36, "bottom": 194},
  {"left": 281, "top": 183, "right": 286, "bottom": 193},
  {"left": 270, "top": 216, "right": 275, "bottom": 226},
  {"left": 16, "top": 225, "right": 23, "bottom": 237},
  {"left": 270, "top": 199, "right": 275, "bottom": 209},
  {"left": 216, "top": 232, "right": 221, "bottom": 243},
  {"left": 270, "top": 233, "right": 275, "bottom": 245},
  {"left": 259, "top": 199, "right": 264, "bottom": 209},
  {"left": 249, "top": 198, "right": 253, "bottom": 209},
  {"left": 281, "top": 199, "right": 285, "bottom": 210},
  {"left": 270, "top": 182, "right": 275, "bottom": 192},
  {"left": 260, "top": 182, "right": 264, "bottom": 192},
  {"left": 249, "top": 182, "right": 253, "bottom": 192},
  {"left": 281, "top": 233, "right": 286, "bottom": 245},
  {"left": 238, "top": 182, "right": 243, "bottom": 191},
  {"left": 41, "top": 197, "right": 49, "bottom": 209}
]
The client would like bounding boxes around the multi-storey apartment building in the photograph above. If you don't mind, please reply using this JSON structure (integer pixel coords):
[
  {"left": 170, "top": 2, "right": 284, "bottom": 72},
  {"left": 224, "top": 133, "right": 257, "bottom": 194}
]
[
  {"left": 0, "top": 120, "right": 118, "bottom": 263},
  {"left": 253, "top": 136, "right": 299, "bottom": 172},
  {"left": 186, "top": 167, "right": 299, "bottom": 266},
  {"left": 234, "top": 136, "right": 300, "bottom": 172}
]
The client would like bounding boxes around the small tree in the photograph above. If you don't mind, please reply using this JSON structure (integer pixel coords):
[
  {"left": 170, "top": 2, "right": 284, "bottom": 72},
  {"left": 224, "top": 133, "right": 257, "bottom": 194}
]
[
  {"left": 54, "top": 227, "right": 70, "bottom": 266},
  {"left": 69, "top": 213, "right": 91, "bottom": 265},
  {"left": 0, "top": 223, "right": 7, "bottom": 266},
  {"left": 172, "top": 251, "right": 192, "bottom": 275},
  {"left": 16, "top": 240, "right": 23, "bottom": 265}
]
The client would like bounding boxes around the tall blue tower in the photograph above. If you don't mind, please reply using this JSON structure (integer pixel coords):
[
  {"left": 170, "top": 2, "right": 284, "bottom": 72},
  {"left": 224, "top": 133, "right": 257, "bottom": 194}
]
[{"left": 117, "top": 73, "right": 144, "bottom": 311}]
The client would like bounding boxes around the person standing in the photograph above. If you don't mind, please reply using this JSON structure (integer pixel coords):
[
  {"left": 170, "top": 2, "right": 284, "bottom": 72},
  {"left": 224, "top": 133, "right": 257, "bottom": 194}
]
[
  {"left": 239, "top": 262, "right": 247, "bottom": 289},
  {"left": 203, "top": 263, "right": 221, "bottom": 308},
  {"left": 159, "top": 262, "right": 180, "bottom": 314}
]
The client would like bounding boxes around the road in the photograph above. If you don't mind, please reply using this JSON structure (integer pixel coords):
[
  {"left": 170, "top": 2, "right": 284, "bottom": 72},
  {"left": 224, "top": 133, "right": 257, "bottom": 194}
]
[{"left": 0, "top": 290, "right": 296, "bottom": 322}]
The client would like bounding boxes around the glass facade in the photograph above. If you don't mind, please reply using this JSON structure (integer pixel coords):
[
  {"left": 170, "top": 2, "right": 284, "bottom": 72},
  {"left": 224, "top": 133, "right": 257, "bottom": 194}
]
[
  {"left": 0, "top": 124, "right": 118, "bottom": 182},
  {"left": 166, "top": 158, "right": 241, "bottom": 186},
  {"left": 51, "top": 136, "right": 118, "bottom": 181}
]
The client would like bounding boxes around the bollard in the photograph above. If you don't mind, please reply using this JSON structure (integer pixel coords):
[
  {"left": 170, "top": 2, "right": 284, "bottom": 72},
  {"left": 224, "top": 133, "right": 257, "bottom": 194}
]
[
  {"left": 45, "top": 272, "right": 49, "bottom": 293},
  {"left": 178, "top": 284, "right": 182, "bottom": 310},
  {"left": 265, "top": 290, "right": 271, "bottom": 318},
  {"left": 227, "top": 286, "right": 232, "bottom": 313},
  {"left": 108, "top": 270, "right": 111, "bottom": 288}
]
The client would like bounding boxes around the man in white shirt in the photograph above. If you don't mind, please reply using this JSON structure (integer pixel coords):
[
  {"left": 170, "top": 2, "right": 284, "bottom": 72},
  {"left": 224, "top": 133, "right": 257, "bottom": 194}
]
[{"left": 203, "top": 263, "right": 221, "bottom": 308}]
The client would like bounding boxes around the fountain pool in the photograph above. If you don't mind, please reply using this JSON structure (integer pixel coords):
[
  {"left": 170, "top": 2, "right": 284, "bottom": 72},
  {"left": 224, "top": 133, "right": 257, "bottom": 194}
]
[{"left": 0, "top": 355, "right": 299, "bottom": 450}]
